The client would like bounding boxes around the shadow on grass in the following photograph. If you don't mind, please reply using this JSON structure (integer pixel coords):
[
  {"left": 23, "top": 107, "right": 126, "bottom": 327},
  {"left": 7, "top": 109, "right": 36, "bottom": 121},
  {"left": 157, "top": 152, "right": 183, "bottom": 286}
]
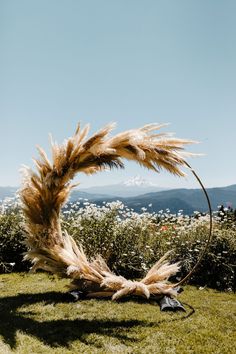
[{"left": 0, "top": 291, "right": 194, "bottom": 349}]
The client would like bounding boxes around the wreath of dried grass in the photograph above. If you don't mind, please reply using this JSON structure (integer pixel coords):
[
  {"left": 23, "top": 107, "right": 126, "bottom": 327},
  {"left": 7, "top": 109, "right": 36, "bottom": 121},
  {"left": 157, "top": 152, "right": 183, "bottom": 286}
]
[{"left": 20, "top": 123, "right": 212, "bottom": 301}]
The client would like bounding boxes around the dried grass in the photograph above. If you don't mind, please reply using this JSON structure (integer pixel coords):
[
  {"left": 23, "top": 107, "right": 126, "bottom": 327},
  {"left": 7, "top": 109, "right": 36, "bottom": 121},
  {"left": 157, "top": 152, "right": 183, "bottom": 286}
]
[{"left": 20, "top": 123, "right": 194, "bottom": 299}]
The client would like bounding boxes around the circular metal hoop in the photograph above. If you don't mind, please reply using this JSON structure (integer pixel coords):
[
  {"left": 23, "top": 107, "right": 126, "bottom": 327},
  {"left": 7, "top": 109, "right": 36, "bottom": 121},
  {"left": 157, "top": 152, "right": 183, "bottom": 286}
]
[{"left": 173, "top": 161, "right": 213, "bottom": 287}]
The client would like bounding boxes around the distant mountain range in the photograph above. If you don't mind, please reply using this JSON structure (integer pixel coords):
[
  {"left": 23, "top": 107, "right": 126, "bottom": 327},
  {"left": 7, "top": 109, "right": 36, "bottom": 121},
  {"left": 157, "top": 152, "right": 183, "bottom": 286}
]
[
  {"left": 79, "top": 175, "right": 168, "bottom": 197},
  {"left": 71, "top": 184, "right": 236, "bottom": 214},
  {"left": 0, "top": 186, "right": 18, "bottom": 200},
  {"left": 1, "top": 180, "right": 236, "bottom": 215},
  {"left": 90, "top": 185, "right": 236, "bottom": 215}
]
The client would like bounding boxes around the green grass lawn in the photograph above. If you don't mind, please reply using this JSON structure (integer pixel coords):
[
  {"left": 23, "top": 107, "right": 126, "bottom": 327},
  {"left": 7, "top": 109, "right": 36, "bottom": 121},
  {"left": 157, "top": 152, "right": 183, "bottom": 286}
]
[{"left": 0, "top": 273, "right": 235, "bottom": 354}]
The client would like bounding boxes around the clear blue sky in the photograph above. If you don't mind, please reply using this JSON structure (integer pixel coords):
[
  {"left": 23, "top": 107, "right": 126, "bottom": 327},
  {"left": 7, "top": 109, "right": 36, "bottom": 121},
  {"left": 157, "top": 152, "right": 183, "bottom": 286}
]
[{"left": 1, "top": 0, "right": 235, "bottom": 188}]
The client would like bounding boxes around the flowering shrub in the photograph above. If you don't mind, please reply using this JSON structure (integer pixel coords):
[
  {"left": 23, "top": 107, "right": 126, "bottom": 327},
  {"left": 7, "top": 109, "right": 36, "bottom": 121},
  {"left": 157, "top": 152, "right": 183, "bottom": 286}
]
[
  {"left": 0, "top": 198, "right": 235, "bottom": 290},
  {"left": 63, "top": 200, "right": 158, "bottom": 278},
  {"left": 0, "top": 198, "right": 28, "bottom": 272}
]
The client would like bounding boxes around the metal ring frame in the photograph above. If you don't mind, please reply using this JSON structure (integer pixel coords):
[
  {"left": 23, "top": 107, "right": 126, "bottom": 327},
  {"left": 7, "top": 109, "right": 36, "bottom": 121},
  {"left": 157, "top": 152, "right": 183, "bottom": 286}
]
[{"left": 173, "top": 161, "right": 213, "bottom": 287}]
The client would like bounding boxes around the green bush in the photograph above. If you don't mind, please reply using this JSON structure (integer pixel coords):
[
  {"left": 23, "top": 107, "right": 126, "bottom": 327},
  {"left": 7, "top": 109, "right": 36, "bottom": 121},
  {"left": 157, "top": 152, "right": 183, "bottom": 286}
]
[
  {"left": 169, "top": 221, "right": 236, "bottom": 291},
  {"left": 0, "top": 199, "right": 235, "bottom": 291},
  {"left": 0, "top": 207, "right": 28, "bottom": 272},
  {"left": 62, "top": 201, "right": 236, "bottom": 290},
  {"left": 63, "top": 201, "right": 158, "bottom": 278}
]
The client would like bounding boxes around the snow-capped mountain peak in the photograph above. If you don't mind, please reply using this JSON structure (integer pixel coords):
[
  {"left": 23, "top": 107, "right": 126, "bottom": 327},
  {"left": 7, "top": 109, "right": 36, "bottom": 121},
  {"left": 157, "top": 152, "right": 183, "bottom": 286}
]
[{"left": 122, "top": 175, "right": 157, "bottom": 187}]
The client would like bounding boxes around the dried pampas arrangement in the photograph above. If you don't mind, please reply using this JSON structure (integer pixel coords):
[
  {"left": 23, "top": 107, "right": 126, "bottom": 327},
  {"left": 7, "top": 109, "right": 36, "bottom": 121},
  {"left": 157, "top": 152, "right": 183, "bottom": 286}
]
[{"left": 20, "top": 123, "right": 195, "bottom": 300}]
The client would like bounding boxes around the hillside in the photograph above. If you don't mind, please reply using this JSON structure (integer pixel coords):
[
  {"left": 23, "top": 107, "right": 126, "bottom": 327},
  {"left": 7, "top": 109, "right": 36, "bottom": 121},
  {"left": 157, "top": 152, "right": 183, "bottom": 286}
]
[
  {"left": 1, "top": 185, "right": 236, "bottom": 214},
  {"left": 79, "top": 185, "right": 236, "bottom": 214},
  {"left": 0, "top": 186, "right": 17, "bottom": 200},
  {"left": 117, "top": 186, "right": 236, "bottom": 214}
]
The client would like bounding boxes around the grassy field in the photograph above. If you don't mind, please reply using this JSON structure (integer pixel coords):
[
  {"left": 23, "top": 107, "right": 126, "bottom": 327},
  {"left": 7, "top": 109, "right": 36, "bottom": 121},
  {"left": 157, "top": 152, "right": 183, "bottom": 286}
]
[{"left": 0, "top": 273, "right": 235, "bottom": 354}]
